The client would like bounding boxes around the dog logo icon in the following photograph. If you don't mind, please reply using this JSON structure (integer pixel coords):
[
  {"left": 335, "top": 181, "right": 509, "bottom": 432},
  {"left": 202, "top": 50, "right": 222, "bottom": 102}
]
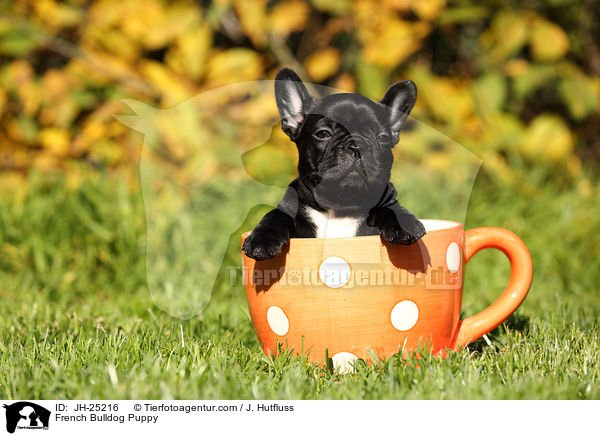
[{"left": 3, "top": 402, "right": 50, "bottom": 433}]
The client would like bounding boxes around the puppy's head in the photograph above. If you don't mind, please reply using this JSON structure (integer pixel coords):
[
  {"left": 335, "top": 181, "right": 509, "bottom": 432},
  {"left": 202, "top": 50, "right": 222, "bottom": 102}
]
[{"left": 274, "top": 68, "right": 416, "bottom": 211}]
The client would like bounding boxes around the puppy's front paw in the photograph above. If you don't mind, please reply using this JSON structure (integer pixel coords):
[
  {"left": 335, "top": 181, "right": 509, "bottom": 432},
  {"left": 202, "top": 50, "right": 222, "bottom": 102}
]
[
  {"left": 242, "top": 230, "right": 288, "bottom": 260},
  {"left": 380, "top": 214, "right": 426, "bottom": 246}
]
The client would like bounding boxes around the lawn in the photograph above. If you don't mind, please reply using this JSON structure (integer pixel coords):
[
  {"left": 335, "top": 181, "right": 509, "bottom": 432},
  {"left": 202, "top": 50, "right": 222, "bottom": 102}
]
[{"left": 0, "top": 164, "right": 598, "bottom": 399}]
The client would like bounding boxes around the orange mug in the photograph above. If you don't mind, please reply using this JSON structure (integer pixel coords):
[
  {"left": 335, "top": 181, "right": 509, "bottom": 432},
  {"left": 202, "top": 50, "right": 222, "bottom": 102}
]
[{"left": 241, "top": 220, "right": 532, "bottom": 372}]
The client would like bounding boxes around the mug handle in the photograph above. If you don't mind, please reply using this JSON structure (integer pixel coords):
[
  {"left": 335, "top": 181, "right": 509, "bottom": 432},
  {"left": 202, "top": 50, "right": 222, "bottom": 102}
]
[{"left": 453, "top": 227, "right": 533, "bottom": 351}]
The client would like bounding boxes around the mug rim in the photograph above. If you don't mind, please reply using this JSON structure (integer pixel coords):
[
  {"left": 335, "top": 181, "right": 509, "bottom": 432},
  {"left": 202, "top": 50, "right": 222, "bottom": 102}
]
[{"left": 241, "top": 219, "right": 463, "bottom": 242}]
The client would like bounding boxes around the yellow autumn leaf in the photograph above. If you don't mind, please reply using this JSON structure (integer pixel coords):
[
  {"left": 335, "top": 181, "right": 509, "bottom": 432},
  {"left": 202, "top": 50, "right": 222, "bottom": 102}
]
[
  {"left": 333, "top": 73, "right": 356, "bottom": 92},
  {"left": 205, "top": 49, "right": 263, "bottom": 87},
  {"left": 529, "top": 18, "right": 569, "bottom": 61},
  {"left": 305, "top": 48, "right": 341, "bottom": 82},
  {"left": 412, "top": 0, "right": 446, "bottom": 21},
  {"left": 41, "top": 70, "right": 71, "bottom": 100},
  {"left": 360, "top": 19, "right": 430, "bottom": 67},
  {"left": 33, "top": 0, "right": 82, "bottom": 32},
  {"left": 381, "top": 0, "right": 412, "bottom": 11},
  {"left": 530, "top": 23, "right": 568, "bottom": 62},
  {"left": 165, "top": 23, "right": 212, "bottom": 81},
  {"left": 237, "top": 92, "right": 280, "bottom": 127},
  {"left": 521, "top": 114, "right": 574, "bottom": 162},
  {"left": 86, "top": 27, "right": 140, "bottom": 61},
  {"left": 39, "top": 127, "right": 71, "bottom": 156},
  {"left": 269, "top": 0, "right": 310, "bottom": 36},
  {"left": 77, "top": 50, "right": 142, "bottom": 91},
  {"left": 234, "top": 0, "right": 268, "bottom": 47},
  {"left": 78, "top": 121, "right": 106, "bottom": 151},
  {"left": 116, "top": 0, "right": 164, "bottom": 42},
  {"left": 140, "top": 4, "right": 199, "bottom": 49},
  {"left": 419, "top": 76, "right": 474, "bottom": 127},
  {"left": 140, "top": 60, "right": 195, "bottom": 105}
]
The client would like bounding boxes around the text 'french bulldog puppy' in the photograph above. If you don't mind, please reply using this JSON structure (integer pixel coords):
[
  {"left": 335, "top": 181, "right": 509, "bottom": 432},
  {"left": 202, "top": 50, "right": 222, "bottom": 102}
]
[{"left": 243, "top": 68, "right": 425, "bottom": 260}]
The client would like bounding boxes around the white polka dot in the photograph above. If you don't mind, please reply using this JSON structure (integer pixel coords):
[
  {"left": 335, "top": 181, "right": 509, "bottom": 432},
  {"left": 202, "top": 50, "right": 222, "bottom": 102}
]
[
  {"left": 390, "top": 300, "right": 419, "bottom": 331},
  {"left": 331, "top": 352, "right": 359, "bottom": 374},
  {"left": 266, "top": 306, "right": 289, "bottom": 336},
  {"left": 319, "top": 257, "right": 351, "bottom": 288},
  {"left": 446, "top": 242, "right": 460, "bottom": 273}
]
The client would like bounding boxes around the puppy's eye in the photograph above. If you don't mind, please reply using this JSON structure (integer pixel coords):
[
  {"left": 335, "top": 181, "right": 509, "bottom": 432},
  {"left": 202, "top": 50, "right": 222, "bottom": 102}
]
[
  {"left": 314, "top": 129, "right": 332, "bottom": 140},
  {"left": 377, "top": 134, "right": 391, "bottom": 144}
]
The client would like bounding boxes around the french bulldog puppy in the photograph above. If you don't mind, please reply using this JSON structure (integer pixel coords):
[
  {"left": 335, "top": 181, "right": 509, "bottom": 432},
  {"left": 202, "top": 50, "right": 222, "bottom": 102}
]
[{"left": 243, "top": 68, "right": 425, "bottom": 260}]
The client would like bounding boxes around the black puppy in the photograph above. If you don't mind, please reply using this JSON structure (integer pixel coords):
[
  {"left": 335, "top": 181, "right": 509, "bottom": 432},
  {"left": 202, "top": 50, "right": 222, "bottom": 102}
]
[{"left": 243, "top": 68, "right": 425, "bottom": 260}]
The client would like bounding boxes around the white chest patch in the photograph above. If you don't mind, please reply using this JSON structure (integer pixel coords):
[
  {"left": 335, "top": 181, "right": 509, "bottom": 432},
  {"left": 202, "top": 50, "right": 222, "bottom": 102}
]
[{"left": 305, "top": 207, "right": 362, "bottom": 238}]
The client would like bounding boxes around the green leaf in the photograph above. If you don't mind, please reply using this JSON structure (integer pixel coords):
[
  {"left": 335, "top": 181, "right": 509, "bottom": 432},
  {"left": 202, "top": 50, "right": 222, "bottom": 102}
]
[
  {"left": 355, "top": 61, "right": 387, "bottom": 101},
  {"left": 241, "top": 142, "right": 296, "bottom": 188},
  {"left": 512, "top": 64, "right": 557, "bottom": 100},
  {"left": 17, "top": 116, "right": 39, "bottom": 145},
  {"left": 0, "top": 28, "right": 38, "bottom": 56},
  {"left": 482, "top": 12, "right": 529, "bottom": 61},
  {"left": 310, "top": 0, "right": 350, "bottom": 15},
  {"left": 559, "top": 74, "right": 599, "bottom": 120},
  {"left": 473, "top": 72, "right": 506, "bottom": 117},
  {"left": 437, "top": 6, "right": 489, "bottom": 25}
]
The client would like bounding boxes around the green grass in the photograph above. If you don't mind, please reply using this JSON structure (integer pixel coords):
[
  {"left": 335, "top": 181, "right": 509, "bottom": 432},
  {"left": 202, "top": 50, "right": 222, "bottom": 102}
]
[{"left": 0, "top": 165, "right": 599, "bottom": 399}]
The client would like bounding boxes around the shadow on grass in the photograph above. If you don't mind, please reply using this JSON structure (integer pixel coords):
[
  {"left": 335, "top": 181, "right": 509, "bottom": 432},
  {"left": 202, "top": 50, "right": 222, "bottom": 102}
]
[{"left": 466, "top": 312, "right": 530, "bottom": 354}]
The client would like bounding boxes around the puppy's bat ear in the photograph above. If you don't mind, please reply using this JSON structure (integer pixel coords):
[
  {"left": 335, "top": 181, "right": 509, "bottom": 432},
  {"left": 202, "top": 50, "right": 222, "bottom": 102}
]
[
  {"left": 379, "top": 80, "right": 417, "bottom": 143},
  {"left": 274, "top": 68, "right": 313, "bottom": 140}
]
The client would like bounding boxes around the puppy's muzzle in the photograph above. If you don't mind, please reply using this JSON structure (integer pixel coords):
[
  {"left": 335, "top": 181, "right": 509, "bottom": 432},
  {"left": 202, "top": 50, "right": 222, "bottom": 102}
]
[{"left": 345, "top": 135, "right": 368, "bottom": 156}]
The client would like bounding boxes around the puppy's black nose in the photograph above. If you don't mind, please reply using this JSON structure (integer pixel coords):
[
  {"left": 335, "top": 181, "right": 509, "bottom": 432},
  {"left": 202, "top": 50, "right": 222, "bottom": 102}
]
[
  {"left": 347, "top": 142, "right": 361, "bottom": 159},
  {"left": 347, "top": 134, "right": 366, "bottom": 151}
]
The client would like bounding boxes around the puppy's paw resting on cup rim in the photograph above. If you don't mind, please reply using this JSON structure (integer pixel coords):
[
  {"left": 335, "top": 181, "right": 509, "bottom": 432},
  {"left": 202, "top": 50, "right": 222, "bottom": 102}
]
[
  {"left": 367, "top": 207, "right": 426, "bottom": 245},
  {"left": 242, "top": 229, "right": 289, "bottom": 260},
  {"left": 381, "top": 220, "right": 426, "bottom": 245}
]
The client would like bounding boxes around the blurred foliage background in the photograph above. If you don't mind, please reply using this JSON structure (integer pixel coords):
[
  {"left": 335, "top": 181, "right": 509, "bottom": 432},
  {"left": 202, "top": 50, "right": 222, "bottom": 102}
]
[
  {"left": 0, "top": 0, "right": 599, "bottom": 194},
  {"left": 1, "top": 0, "right": 600, "bottom": 398}
]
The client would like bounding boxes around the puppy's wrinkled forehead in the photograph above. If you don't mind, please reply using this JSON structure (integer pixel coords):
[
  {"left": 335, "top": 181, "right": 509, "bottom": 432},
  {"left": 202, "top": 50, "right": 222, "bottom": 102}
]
[{"left": 309, "top": 93, "right": 388, "bottom": 132}]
